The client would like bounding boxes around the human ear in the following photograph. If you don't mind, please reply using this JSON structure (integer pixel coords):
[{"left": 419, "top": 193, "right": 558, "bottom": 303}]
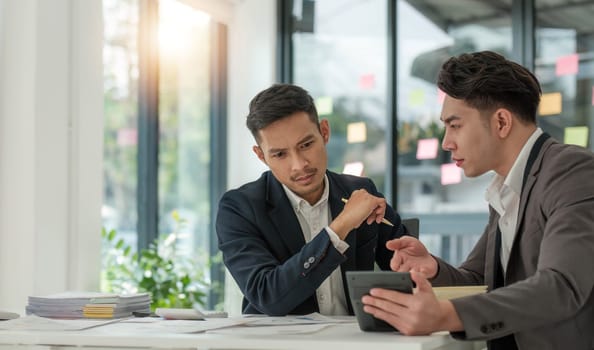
[
  {"left": 253, "top": 145, "right": 267, "bottom": 165},
  {"left": 494, "top": 108, "right": 512, "bottom": 138},
  {"left": 320, "top": 119, "right": 331, "bottom": 144}
]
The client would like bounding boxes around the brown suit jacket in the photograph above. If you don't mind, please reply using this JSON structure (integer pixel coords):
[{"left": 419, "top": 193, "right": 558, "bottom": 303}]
[{"left": 432, "top": 137, "right": 594, "bottom": 350}]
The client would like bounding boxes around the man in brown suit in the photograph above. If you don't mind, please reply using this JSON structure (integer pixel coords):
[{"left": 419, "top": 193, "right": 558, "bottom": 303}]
[{"left": 362, "top": 51, "right": 594, "bottom": 350}]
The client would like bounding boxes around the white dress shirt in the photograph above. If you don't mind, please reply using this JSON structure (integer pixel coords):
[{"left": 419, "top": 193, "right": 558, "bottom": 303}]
[
  {"left": 282, "top": 175, "right": 349, "bottom": 315},
  {"left": 485, "top": 128, "right": 543, "bottom": 272}
]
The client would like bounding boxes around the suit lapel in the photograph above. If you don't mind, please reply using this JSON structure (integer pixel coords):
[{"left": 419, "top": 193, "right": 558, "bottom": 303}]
[
  {"left": 508, "top": 137, "right": 552, "bottom": 274},
  {"left": 485, "top": 207, "right": 500, "bottom": 291},
  {"left": 266, "top": 174, "right": 305, "bottom": 255}
]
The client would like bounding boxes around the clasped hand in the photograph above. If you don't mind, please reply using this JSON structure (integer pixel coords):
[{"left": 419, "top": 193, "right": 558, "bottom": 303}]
[{"left": 329, "top": 189, "right": 387, "bottom": 239}]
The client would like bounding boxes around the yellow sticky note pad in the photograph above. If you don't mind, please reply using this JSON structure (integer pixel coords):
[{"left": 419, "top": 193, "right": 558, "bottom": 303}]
[
  {"left": 315, "top": 96, "right": 333, "bottom": 115},
  {"left": 409, "top": 89, "right": 425, "bottom": 107},
  {"left": 347, "top": 122, "right": 367, "bottom": 143},
  {"left": 564, "top": 126, "right": 589, "bottom": 147},
  {"left": 539, "top": 92, "right": 562, "bottom": 116}
]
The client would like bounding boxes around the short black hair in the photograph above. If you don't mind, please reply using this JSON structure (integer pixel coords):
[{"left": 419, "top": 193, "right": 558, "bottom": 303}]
[
  {"left": 437, "top": 51, "right": 541, "bottom": 124},
  {"left": 246, "top": 84, "right": 319, "bottom": 143}
]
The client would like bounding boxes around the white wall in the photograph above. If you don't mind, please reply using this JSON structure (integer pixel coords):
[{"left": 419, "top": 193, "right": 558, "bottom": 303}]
[
  {"left": 223, "top": 0, "right": 276, "bottom": 315},
  {"left": 227, "top": 1, "right": 274, "bottom": 189},
  {"left": 0, "top": 0, "right": 103, "bottom": 313}
]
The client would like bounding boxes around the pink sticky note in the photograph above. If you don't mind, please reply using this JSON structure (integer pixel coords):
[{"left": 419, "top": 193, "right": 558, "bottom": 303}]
[
  {"left": 359, "top": 74, "right": 375, "bottom": 90},
  {"left": 437, "top": 88, "right": 446, "bottom": 104},
  {"left": 117, "top": 128, "right": 137, "bottom": 146},
  {"left": 416, "top": 138, "right": 439, "bottom": 160},
  {"left": 555, "top": 54, "right": 579, "bottom": 76},
  {"left": 441, "top": 163, "right": 462, "bottom": 185}
]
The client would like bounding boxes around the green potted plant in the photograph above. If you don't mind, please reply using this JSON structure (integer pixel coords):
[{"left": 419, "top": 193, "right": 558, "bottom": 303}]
[{"left": 101, "top": 211, "right": 208, "bottom": 310}]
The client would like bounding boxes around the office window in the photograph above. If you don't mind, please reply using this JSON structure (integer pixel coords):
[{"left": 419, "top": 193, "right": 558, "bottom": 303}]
[
  {"left": 290, "top": 0, "right": 389, "bottom": 192},
  {"left": 102, "top": 0, "right": 226, "bottom": 308},
  {"left": 103, "top": 0, "right": 139, "bottom": 249},
  {"left": 157, "top": 0, "right": 217, "bottom": 297},
  {"left": 396, "top": 0, "right": 513, "bottom": 263},
  {"left": 535, "top": 0, "right": 594, "bottom": 150}
]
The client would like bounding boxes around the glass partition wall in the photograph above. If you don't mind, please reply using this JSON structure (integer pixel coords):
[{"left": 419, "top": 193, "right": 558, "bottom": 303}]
[
  {"left": 290, "top": 0, "right": 389, "bottom": 191},
  {"left": 395, "top": 0, "right": 512, "bottom": 263},
  {"left": 535, "top": 1, "right": 594, "bottom": 151},
  {"left": 284, "top": 0, "right": 594, "bottom": 265}
]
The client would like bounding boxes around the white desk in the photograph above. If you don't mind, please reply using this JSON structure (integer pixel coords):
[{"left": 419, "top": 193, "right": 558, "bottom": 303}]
[{"left": 0, "top": 319, "right": 485, "bottom": 350}]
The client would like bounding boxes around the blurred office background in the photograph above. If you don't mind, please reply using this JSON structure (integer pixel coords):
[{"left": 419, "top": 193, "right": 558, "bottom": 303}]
[{"left": 1, "top": 0, "right": 593, "bottom": 314}]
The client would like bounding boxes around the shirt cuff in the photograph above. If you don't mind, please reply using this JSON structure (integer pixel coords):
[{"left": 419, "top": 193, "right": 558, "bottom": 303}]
[{"left": 325, "top": 226, "right": 350, "bottom": 254}]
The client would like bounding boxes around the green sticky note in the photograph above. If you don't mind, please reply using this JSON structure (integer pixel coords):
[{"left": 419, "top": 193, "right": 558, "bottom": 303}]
[
  {"left": 409, "top": 89, "right": 425, "bottom": 107},
  {"left": 316, "top": 96, "right": 333, "bottom": 115},
  {"left": 564, "top": 126, "right": 589, "bottom": 147}
]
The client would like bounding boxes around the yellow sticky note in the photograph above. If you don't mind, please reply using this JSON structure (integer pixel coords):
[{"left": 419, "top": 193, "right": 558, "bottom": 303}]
[
  {"left": 539, "top": 92, "right": 562, "bottom": 116},
  {"left": 315, "top": 96, "right": 333, "bottom": 115},
  {"left": 564, "top": 126, "right": 589, "bottom": 147},
  {"left": 347, "top": 122, "right": 367, "bottom": 143},
  {"left": 409, "top": 89, "right": 425, "bottom": 107}
]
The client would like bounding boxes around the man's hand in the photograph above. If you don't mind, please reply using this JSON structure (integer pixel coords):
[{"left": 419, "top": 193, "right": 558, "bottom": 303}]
[
  {"left": 361, "top": 271, "right": 463, "bottom": 335},
  {"left": 387, "top": 236, "right": 438, "bottom": 278},
  {"left": 329, "top": 189, "right": 387, "bottom": 240}
]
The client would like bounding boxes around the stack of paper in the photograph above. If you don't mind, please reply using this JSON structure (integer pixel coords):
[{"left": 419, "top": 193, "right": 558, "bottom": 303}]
[
  {"left": 433, "top": 285, "right": 487, "bottom": 300},
  {"left": 26, "top": 291, "right": 151, "bottom": 319}
]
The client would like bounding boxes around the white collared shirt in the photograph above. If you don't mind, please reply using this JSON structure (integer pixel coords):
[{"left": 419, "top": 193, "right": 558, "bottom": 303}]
[
  {"left": 485, "top": 128, "right": 543, "bottom": 272},
  {"left": 282, "top": 175, "right": 349, "bottom": 315}
]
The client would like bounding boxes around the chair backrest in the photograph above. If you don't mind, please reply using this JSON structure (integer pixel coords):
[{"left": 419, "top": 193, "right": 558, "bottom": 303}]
[{"left": 402, "top": 218, "right": 419, "bottom": 239}]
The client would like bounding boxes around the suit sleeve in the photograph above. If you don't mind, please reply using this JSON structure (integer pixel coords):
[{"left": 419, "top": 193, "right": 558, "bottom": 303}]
[
  {"left": 450, "top": 147, "right": 594, "bottom": 340},
  {"left": 216, "top": 190, "right": 347, "bottom": 316},
  {"left": 362, "top": 178, "right": 409, "bottom": 270}
]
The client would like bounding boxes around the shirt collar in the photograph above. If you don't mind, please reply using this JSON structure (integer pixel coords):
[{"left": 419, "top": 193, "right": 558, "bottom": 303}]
[
  {"left": 282, "top": 174, "right": 329, "bottom": 211},
  {"left": 485, "top": 128, "right": 543, "bottom": 205},
  {"left": 504, "top": 127, "right": 543, "bottom": 195}
]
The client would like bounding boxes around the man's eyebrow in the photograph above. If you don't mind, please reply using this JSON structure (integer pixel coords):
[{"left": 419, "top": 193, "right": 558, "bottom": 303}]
[
  {"left": 298, "top": 134, "right": 316, "bottom": 144},
  {"left": 441, "top": 115, "right": 461, "bottom": 124},
  {"left": 266, "top": 134, "right": 317, "bottom": 154},
  {"left": 267, "top": 147, "right": 287, "bottom": 155}
]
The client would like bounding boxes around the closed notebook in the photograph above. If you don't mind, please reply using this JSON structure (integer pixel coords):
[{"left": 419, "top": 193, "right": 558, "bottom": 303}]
[{"left": 432, "top": 285, "right": 487, "bottom": 300}]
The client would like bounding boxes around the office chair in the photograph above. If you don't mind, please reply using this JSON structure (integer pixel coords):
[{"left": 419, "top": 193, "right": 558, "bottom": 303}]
[{"left": 402, "top": 218, "right": 420, "bottom": 239}]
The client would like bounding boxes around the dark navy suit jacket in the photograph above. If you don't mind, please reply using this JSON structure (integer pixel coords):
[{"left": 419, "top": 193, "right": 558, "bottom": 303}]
[{"left": 216, "top": 170, "right": 407, "bottom": 315}]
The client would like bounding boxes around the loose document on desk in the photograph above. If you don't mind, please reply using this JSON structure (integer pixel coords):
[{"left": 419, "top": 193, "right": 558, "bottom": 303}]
[
  {"left": 127, "top": 313, "right": 351, "bottom": 334},
  {"left": 0, "top": 315, "right": 126, "bottom": 331},
  {"left": 0, "top": 313, "right": 350, "bottom": 334}
]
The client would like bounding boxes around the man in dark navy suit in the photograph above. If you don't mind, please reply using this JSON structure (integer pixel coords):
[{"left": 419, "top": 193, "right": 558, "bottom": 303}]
[{"left": 216, "top": 84, "right": 408, "bottom": 316}]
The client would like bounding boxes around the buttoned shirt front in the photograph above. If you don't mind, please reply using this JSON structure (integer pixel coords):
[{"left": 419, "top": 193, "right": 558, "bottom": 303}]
[
  {"left": 282, "top": 175, "right": 349, "bottom": 315},
  {"left": 485, "top": 128, "right": 543, "bottom": 272}
]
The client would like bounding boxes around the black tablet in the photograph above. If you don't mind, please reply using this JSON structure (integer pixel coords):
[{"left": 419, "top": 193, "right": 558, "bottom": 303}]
[{"left": 346, "top": 271, "right": 413, "bottom": 332}]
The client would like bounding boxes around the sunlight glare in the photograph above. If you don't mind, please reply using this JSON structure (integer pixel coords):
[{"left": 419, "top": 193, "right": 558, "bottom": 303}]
[{"left": 158, "top": 0, "right": 210, "bottom": 59}]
